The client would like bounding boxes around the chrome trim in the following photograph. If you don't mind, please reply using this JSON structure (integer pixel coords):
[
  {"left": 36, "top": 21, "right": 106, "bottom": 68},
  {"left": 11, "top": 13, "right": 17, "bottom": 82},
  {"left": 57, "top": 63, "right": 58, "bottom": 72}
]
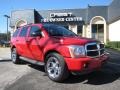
[
  {"left": 86, "top": 53, "right": 106, "bottom": 59},
  {"left": 87, "top": 48, "right": 104, "bottom": 52},
  {"left": 85, "top": 42, "right": 105, "bottom": 58},
  {"left": 20, "top": 56, "right": 45, "bottom": 65}
]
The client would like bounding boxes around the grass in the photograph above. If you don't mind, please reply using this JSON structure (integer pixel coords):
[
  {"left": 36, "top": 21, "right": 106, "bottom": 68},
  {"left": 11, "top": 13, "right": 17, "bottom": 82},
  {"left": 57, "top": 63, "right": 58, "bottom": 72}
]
[{"left": 105, "top": 45, "right": 120, "bottom": 51}]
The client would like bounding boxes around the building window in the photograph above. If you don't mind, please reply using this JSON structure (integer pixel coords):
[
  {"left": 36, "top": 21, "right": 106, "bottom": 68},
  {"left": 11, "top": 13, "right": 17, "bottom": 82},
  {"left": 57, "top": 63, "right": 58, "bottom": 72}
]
[
  {"left": 19, "top": 27, "right": 28, "bottom": 37},
  {"left": 77, "top": 25, "right": 82, "bottom": 36},
  {"left": 92, "top": 24, "right": 104, "bottom": 41},
  {"left": 12, "top": 29, "right": 20, "bottom": 37}
]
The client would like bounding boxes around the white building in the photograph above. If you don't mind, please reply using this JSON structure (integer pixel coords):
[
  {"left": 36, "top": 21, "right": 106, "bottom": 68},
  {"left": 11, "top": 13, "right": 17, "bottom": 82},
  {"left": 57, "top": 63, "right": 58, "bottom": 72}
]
[{"left": 10, "top": 0, "right": 120, "bottom": 43}]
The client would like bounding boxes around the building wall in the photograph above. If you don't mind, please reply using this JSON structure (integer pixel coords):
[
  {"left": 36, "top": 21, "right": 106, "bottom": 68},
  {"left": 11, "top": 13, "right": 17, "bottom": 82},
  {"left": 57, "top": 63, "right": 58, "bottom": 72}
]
[
  {"left": 85, "top": 25, "right": 91, "bottom": 38},
  {"left": 9, "top": 0, "right": 120, "bottom": 42},
  {"left": 108, "top": 0, "right": 120, "bottom": 42},
  {"left": 87, "top": 6, "right": 108, "bottom": 24},
  {"left": 10, "top": 9, "right": 35, "bottom": 37},
  {"left": 109, "top": 19, "right": 120, "bottom": 41},
  {"left": 10, "top": 9, "right": 35, "bottom": 27},
  {"left": 38, "top": 9, "right": 87, "bottom": 22}
]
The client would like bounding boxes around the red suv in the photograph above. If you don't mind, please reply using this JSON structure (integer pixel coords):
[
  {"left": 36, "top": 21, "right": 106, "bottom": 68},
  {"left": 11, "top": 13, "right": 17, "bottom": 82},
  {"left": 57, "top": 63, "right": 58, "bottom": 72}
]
[{"left": 11, "top": 23, "right": 109, "bottom": 82}]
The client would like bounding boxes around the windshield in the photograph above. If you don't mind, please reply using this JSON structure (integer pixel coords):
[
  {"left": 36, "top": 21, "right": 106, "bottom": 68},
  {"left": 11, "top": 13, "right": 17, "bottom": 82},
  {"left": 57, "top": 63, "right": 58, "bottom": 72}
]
[{"left": 44, "top": 24, "right": 77, "bottom": 37}]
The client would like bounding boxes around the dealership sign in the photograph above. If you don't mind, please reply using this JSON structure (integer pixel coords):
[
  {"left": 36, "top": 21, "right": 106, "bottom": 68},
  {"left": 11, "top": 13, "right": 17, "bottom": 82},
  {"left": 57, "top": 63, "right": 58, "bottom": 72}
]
[
  {"left": 41, "top": 12, "right": 82, "bottom": 22},
  {"left": 50, "top": 12, "right": 72, "bottom": 17}
]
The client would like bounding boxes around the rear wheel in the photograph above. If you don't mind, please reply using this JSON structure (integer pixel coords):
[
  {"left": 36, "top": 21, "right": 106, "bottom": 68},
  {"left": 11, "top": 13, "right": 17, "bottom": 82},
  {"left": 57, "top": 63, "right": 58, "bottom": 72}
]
[
  {"left": 11, "top": 48, "right": 21, "bottom": 64},
  {"left": 45, "top": 53, "right": 69, "bottom": 82}
]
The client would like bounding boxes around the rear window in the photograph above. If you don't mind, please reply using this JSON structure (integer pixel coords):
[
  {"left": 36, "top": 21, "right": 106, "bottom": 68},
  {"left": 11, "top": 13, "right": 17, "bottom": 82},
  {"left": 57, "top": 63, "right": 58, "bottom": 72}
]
[
  {"left": 19, "top": 26, "right": 28, "bottom": 37},
  {"left": 12, "top": 29, "right": 19, "bottom": 37}
]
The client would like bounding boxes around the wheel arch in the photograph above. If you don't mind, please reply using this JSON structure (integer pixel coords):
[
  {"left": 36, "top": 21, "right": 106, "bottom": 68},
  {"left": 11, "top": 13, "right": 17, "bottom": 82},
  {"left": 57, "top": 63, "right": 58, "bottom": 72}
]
[
  {"left": 44, "top": 50, "right": 70, "bottom": 82},
  {"left": 44, "top": 50, "right": 60, "bottom": 63},
  {"left": 11, "top": 45, "right": 16, "bottom": 50}
]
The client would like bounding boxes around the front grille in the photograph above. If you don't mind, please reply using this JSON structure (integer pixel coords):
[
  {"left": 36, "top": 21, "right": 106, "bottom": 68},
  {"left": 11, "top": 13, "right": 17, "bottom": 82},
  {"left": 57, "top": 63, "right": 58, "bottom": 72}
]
[{"left": 85, "top": 43, "right": 105, "bottom": 57}]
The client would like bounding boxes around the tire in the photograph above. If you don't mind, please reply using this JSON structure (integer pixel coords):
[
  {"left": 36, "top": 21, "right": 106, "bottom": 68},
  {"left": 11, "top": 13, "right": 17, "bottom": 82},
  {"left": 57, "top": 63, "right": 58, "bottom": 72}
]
[
  {"left": 45, "top": 53, "right": 69, "bottom": 82},
  {"left": 11, "top": 48, "right": 21, "bottom": 64}
]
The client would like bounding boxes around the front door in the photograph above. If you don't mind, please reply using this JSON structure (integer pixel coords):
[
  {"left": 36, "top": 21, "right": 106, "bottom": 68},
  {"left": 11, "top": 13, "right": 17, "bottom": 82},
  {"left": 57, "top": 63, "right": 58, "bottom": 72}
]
[
  {"left": 92, "top": 24, "right": 104, "bottom": 42},
  {"left": 26, "top": 25, "right": 43, "bottom": 61}
]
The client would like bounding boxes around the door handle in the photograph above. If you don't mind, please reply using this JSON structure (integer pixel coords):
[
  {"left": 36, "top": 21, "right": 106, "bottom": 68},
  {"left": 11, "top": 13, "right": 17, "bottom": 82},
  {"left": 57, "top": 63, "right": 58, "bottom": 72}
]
[
  {"left": 25, "top": 38, "right": 31, "bottom": 43},
  {"left": 26, "top": 40, "right": 30, "bottom": 42},
  {"left": 16, "top": 40, "right": 19, "bottom": 42}
]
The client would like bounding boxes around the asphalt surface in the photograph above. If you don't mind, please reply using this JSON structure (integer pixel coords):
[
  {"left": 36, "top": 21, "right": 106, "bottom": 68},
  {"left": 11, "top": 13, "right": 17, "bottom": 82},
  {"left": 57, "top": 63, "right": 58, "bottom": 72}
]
[
  {"left": 0, "top": 48, "right": 31, "bottom": 90},
  {"left": 0, "top": 48, "right": 120, "bottom": 90}
]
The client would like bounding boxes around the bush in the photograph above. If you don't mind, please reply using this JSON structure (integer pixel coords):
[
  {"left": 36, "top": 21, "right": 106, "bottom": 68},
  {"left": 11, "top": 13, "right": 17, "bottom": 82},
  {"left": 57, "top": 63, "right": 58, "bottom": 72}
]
[{"left": 107, "top": 41, "right": 120, "bottom": 49}]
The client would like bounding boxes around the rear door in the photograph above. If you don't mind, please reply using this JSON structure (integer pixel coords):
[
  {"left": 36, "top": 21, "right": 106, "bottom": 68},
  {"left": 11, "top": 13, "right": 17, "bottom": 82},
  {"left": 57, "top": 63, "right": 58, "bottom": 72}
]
[
  {"left": 11, "top": 28, "right": 20, "bottom": 46},
  {"left": 16, "top": 26, "right": 30, "bottom": 57}
]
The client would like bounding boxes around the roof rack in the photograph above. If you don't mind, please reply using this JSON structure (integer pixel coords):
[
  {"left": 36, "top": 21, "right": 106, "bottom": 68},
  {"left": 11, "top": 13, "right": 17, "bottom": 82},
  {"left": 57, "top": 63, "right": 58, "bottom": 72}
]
[
  {"left": 26, "top": 23, "right": 33, "bottom": 25},
  {"left": 22, "top": 23, "right": 33, "bottom": 27}
]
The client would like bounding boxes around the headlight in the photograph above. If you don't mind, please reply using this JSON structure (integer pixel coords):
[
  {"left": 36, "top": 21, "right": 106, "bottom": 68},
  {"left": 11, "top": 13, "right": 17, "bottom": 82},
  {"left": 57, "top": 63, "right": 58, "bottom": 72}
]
[{"left": 68, "top": 45, "right": 85, "bottom": 58}]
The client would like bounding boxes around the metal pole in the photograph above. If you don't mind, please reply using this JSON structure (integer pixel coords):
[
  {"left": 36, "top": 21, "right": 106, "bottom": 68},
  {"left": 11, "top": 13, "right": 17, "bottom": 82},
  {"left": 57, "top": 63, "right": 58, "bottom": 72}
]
[
  {"left": 4, "top": 15, "right": 10, "bottom": 41},
  {"left": 7, "top": 17, "right": 8, "bottom": 41}
]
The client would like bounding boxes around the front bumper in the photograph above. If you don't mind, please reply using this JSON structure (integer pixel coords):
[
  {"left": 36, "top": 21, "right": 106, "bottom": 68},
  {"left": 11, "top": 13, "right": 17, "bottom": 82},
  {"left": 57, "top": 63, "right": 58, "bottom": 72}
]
[{"left": 64, "top": 54, "right": 109, "bottom": 72}]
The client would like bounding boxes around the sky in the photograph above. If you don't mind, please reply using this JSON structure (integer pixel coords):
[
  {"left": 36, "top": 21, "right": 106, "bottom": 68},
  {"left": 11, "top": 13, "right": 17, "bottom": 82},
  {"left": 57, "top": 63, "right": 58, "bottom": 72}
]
[{"left": 0, "top": 0, "right": 113, "bottom": 33}]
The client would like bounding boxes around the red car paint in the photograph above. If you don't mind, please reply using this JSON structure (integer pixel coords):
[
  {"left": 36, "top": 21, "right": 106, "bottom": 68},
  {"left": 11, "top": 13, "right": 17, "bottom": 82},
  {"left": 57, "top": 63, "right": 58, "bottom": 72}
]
[{"left": 11, "top": 23, "right": 108, "bottom": 72}]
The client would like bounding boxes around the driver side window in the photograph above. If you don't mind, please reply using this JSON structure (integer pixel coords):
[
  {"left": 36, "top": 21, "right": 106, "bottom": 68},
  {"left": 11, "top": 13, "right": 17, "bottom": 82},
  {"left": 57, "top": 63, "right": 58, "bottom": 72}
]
[{"left": 29, "top": 26, "right": 41, "bottom": 37}]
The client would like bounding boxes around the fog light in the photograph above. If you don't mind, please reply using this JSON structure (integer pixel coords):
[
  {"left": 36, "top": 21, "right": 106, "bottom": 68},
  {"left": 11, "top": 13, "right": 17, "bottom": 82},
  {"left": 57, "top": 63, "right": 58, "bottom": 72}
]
[{"left": 83, "top": 63, "right": 89, "bottom": 68}]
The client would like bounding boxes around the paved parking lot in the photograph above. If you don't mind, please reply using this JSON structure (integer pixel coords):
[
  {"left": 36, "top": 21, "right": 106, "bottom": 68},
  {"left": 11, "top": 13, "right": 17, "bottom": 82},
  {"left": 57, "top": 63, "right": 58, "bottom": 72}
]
[
  {"left": 0, "top": 48, "right": 11, "bottom": 60},
  {"left": 0, "top": 48, "right": 120, "bottom": 90},
  {"left": 0, "top": 48, "right": 31, "bottom": 90}
]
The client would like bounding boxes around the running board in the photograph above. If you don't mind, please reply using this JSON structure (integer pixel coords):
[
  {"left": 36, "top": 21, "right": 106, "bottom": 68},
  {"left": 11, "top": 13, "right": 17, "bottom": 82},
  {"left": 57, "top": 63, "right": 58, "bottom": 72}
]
[{"left": 20, "top": 57, "right": 45, "bottom": 66}]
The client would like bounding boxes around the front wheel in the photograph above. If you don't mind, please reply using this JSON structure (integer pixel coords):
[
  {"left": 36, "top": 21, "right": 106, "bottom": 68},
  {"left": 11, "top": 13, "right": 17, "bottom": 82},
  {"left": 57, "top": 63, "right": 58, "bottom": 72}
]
[
  {"left": 45, "top": 53, "right": 69, "bottom": 82},
  {"left": 11, "top": 48, "right": 21, "bottom": 64}
]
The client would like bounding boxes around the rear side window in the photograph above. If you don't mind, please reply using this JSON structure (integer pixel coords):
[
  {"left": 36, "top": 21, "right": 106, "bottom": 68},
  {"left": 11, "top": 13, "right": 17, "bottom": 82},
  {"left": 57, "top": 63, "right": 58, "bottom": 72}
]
[
  {"left": 12, "top": 29, "right": 19, "bottom": 37},
  {"left": 29, "top": 26, "right": 41, "bottom": 37},
  {"left": 19, "top": 26, "right": 28, "bottom": 37}
]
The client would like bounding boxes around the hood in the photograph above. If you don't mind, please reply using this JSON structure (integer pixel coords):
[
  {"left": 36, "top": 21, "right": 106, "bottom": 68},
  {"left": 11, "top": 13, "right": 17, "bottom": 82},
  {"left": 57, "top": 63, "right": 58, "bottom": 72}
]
[{"left": 52, "top": 36, "right": 99, "bottom": 45}]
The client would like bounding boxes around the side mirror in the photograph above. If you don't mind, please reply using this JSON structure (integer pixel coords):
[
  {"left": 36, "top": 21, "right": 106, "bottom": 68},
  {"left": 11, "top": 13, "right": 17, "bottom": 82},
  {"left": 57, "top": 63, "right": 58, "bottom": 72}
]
[{"left": 31, "top": 32, "right": 42, "bottom": 37}]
